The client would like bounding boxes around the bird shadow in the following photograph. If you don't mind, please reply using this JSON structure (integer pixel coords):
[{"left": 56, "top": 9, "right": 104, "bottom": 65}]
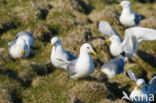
[
  {"left": 0, "top": 68, "right": 32, "bottom": 88},
  {"left": 0, "top": 22, "right": 18, "bottom": 35},
  {"left": 76, "top": 0, "right": 94, "bottom": 15},
  {"left": 31, "top": 62, "right": 56, "bottom": 76},
  {"left": 136, "top": 0, "right": 154, "bottom": 3},
  {"left": 137, "top": 50, "right": 156, "bottom": 68}
]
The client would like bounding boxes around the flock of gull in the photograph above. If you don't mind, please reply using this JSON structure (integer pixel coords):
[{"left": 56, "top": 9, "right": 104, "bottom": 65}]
[{"left": 7, "top": 0, "right": 156, "bottom": 103}]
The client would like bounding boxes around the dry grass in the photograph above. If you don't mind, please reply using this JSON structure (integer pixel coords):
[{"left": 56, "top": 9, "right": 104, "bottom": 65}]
[{"left": 0, "top": 0, "right": 156, "bottom": 103}]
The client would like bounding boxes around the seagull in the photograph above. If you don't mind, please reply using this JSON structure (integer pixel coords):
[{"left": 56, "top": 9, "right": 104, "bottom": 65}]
[
  {"left": 122, "top": 69, "right": 156, "bottom": 103},
  {"left": 15, "top": 31, "right": 34, "bottom": 47},
  {"left": 101, "top": 52, "right": 126, "bottom": 79},
  {"left": 98, "top": 21, "right": 156, "bottom": 57},
  {"left": 119, "top": 0, "right": 140, "bottom": 27},
  {"left": 50, "top": 37, "right": 77, "bottom": 70},
  {"left": 67, "top": 43, "right": 96, "bottom": 79},
  {"left": 8, "top": 37, "right": 30, "bottom": 59}
]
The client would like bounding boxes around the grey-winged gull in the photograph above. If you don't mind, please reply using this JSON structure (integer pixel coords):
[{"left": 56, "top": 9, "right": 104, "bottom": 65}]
[
  {"left": 50, "top": 37, "right": 77, "bottom": 70},
  {"left": 119, "top": 0, "right": 140, "bottom": 27},
  {"left": 122, "top": 69, "right": 156, "bottom": 103},
  {"left": 67, "top": 43, "right": 96, "bottom": 79}
]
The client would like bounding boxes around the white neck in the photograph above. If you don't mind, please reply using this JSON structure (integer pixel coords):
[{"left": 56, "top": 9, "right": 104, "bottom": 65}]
[
  {"left": 52, "top": 44, "right": 65, "bottom": 54},
  {"left": 78, "top": 51, "right": 92, "bottom": 63},
  {"left": 122, "top": 7, "right": 132, "bottom": 15}
]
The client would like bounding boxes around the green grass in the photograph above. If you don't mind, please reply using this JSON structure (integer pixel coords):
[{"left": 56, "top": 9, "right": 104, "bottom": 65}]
[{"left": 0, "top": 0, "right": 156, "bottom": 103}]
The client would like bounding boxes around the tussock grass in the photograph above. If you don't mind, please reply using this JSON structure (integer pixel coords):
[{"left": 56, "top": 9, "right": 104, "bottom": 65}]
[{"left": 0, "top": 0, "right": 156, "bottom": 103}]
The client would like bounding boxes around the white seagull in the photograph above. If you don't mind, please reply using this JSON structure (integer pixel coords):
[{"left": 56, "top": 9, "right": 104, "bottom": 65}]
[
  {"left": 67, "top": 43, "right": 96, "bottom": 79},
  {"left": 122, "top": 69, "right": 156, "bottom": 103},
  {"left": 8, "top": 37, "right": 30, "bottom": 59},
  {"left": 119, "top": 0, "right": 140, "bottom": 27},
  {"left": 98, "top": 21, "right": 156, "bottom": 57},
  {"left": 101, "top": 52, "right": 126, "bottom": 79},
  {"left": 50, "top": 37, "right": 77, "bottom": 70}
]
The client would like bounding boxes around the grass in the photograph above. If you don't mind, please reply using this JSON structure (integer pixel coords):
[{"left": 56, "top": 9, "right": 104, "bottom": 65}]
[{"left": 0, "top": 0, "right": 156, "bottom": 103}]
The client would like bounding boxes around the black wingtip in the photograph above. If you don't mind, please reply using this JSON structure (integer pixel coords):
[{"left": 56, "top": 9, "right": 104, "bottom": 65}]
[
  {"left": 96, "top": 21, "right": 99, "bottom": 29},
  {"left": 120, "top": 51, "right": 125, "bottom": 57},
  {"left": 126, "top": 69, "right": 130, "bottom": 78}
]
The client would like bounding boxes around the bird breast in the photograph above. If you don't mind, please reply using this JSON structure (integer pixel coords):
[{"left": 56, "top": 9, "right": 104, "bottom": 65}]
[{"left": 76, "top": 55, "right": 94, "bottom": 74}]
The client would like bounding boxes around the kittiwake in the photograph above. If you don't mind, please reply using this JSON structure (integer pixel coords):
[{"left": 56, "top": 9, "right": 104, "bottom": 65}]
[
  {"left": 67, "top": 43, "right": 96, "bottom": 79},
  {"left": 50, "top": 37, "right": 77, "bottom": 70},
  {"left": 122, "top": 69, "right": 156, "bottom": 103}
]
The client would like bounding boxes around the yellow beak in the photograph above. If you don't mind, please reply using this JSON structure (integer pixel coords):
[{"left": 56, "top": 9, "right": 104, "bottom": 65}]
[
  {"left": 50, "top": 44, "right": 53, "bottom": 48},
  {"left": 118, "top": 4, "right": 121, "bottom": 7},
  {"left": 90, "top": 50, "right": 97, "bottom": 55},
  {"left": 106, "top": 39, "right": 111, "bottom": 45},
  {"left": 21, "top": 49, "right": 25, "bottom": 55}
]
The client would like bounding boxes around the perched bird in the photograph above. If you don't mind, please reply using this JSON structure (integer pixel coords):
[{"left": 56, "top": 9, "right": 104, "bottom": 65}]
[
  {"left": 50, "top": 37, "right": 77, "bottom": 70},
  {"left": 67, "top": 43, "right": 96, "bottom": 79},
  {"left": 15, "top": 31, "right": 34, "bottom": 47},
  {"left": 101, "top": 52, "right": 126, "bottom": 79},
  {"left": 119, "top": 0, "right": 140, "bottom": 27},
  {"left": 98, "top": 21, "right": 156, "bottom": 57},
  {"left": 122, "top": 69, "right": 156, "bottom": 103},
  {"left": 8, "top": 37, "right": 30, "bottom": 59}
]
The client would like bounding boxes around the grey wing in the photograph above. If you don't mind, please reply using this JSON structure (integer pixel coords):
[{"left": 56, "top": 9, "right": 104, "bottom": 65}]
[
  {"left": 126, "top": 69, "right": 138, "bottom": 81},
  {"left": 148, "top": 76, "right": 156, "bottom": 95},
  {"left": 65, "top": 51, "right": 77, "bottom": 61},
  {"left": 67, "top": 59, "right": 77, "bottom": 76},
  {"left": 98, "top": 21, "right": 122, "bottom": 40},
  {"left": 122, "top": 27, "right": 156, "bottom": 56},
  {"left": 134, "top": 13, "right": 140, "bottom": 25}
]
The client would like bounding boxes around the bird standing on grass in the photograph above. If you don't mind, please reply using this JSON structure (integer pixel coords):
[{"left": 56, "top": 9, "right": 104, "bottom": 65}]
[
  {"left": 50, "top": 37, "right": 77, "bottom": 70},
  {"left": 122, "top": 69, "right": 156, "bottom": 103},
  {"left": 119, "top": 0, "right": 140, "bottom": 27},
  {"left": 67, "top": 43, "right": 96, "bottom": 79}
]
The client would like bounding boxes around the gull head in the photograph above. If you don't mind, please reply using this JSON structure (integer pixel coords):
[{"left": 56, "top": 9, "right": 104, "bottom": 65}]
[
  {"left": 80, "top": 43, "right": 96, "bottom": 55},
  {"left": 51, "top": 37, "right": 62, "bottom": 47},
  {"left": 120, "top": 0, "right": 131, "bottom": 8},
  {"left": 136, "top": 79, "right": 146, "bottom": 89},
  {"left": 107, "top": 36, "right": 121, "bottom": 44}
]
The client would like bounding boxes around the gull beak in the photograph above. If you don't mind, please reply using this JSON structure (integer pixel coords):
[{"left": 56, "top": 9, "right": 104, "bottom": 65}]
[
  {"left": 118, "top": 4, "right": 121, "bottom": 7},
  {"left": 106, "top": 39, "right": 111, "bottom": 45},
  {"left": 50, "top": 44, "right": 53, "bottom": 48},
  {"left": 21, "top": 49, "right": 25, "bottom": 55},
  {"left": 90, "top": 50, "right": 97, "bottom": 55}
]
